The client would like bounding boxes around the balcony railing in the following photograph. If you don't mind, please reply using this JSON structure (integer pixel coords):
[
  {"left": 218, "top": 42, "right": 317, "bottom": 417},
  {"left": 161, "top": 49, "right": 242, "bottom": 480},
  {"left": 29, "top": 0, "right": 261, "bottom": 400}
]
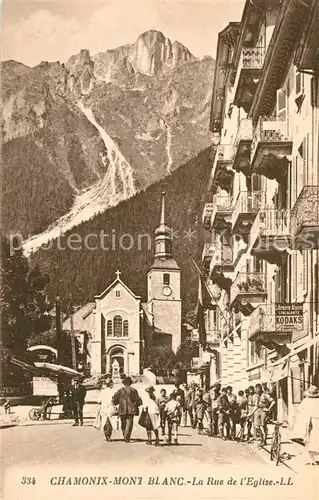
[
  {"left": 241, "top": 47, "right": 265, "bottom": 70},
  {"left": 210, "top": 192, "right": 233, "bottom": 230},
  {"left": 251, "top": 116, "right": 292, "bottom": 161},
  {"left": 233, "top": 119, "right": 253, "bottom": 156},
  {"left": 249, "top": 304, "right": 277, "bottom": 339},
  {"left": 206, "top": 330, "right": 221, "bottom": 345},
  {"left": 231, "top": 272, "right": 267, "bottom": 305},
  {"left": 202, "top": 202, "right": 215, "bottom": 229},
  {"left": 211, "top": 242, "right": 233, "bottom": 270},
  {"left": 202, "top": 243, "right": 215, "bottom": 262},
  {"left": 232, "top": 191, "right": 265, "bottom": 232},
  {"left": 250, "top": 208, "right": 290, "bottom": 245},
  {"left": 291, "top": 186, "right": 319, "bottom": 247}
]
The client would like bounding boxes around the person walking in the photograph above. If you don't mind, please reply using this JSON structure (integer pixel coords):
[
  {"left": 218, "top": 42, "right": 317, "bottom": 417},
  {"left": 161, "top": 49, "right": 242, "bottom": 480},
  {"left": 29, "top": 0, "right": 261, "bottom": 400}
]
[
  {"left": 143, "top": 386, "right": 160, "bottom": 446},
  {"left": 172, "top": 383, "right": 185, "bottom": 425},
  {"left": 72, "top": 379, "right": 86, "bottom": 426},
  {"left": 246, "top": 386, "right": 255, "bottom": 441},
  {"left": 97, "top": 378, "right": 116, "bottom": 441},
  {"left": 250, "top": 383, "right": 275, "bottom": 446},
  {"left": 291, "top": 385, "right": 319, "bottom": 465},
  {"left": 156, "top": 388, "right": 169, "bottom": 435},
  {"left": 112, "top": 376, "right": 142, "bottom": 443},
  {"left": 164, "top": 393, "right": 182, "bottom": 445}
]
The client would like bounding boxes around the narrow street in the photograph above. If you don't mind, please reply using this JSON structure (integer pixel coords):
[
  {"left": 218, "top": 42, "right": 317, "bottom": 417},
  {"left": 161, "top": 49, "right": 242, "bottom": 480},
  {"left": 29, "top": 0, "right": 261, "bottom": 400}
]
[{"left": 2, "top": 420, "right": 264, "bottom": 468}]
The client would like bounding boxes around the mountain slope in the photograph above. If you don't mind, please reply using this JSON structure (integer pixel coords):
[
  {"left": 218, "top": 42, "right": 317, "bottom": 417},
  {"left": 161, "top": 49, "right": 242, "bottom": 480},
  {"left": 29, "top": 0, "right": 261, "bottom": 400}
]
[
  {"left": 31, "top": 148, "right": 213, "bottom": 316},
  {"left": 2, "top": 31, "right": 214, "bottom": 242}
]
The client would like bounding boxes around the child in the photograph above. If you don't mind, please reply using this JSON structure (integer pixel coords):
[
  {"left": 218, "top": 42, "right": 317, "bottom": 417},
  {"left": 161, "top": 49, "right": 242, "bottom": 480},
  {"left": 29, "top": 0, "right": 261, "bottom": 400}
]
[
  {"left": 156, "top": 388, "right": 169, "bottom": 435},
  {"left": 164, "top": 393, "right": 182, "bottom": 445}
]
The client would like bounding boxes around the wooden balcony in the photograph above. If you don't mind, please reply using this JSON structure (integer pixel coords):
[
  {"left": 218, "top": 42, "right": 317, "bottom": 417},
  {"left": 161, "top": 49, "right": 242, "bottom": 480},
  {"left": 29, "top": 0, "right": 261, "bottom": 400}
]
[
  {"left": 250, "top": 116, "right": 292, "bottom": 182},
  {"left": 233, "top": 47, "right": 265, "bottom": 113},
  {"left": 211, "top": 193, "right": 232, "bottom": 232},
  {"left": 249, "top": 304, "right": 292, "bottom": 348},
  {"left": 202, "top": 203, "right": 215, "bottom": 230},
  {"left": 232, "top": 118, "right": 253, "bottom": 176},
  {"left": 291, "top": 186, "right": 319, "bottom": 250},
  {"left": 210, "top": 144, "right": 234, "bottom": 194},
  {"left": 250, "top": 208, "right": 291, "bottom": 264},
  {"left": 232, "top": 191, "right": 264, "bottom": 236},
  {"left": 230, "top": 272, "right": 267, "bottom": 315}
]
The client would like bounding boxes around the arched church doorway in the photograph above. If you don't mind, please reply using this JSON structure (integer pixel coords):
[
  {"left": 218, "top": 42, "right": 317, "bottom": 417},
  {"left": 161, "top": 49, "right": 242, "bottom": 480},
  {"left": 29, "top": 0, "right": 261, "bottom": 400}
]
[{"left": 109, "top": 346, "right": 125, "bottom": 377}]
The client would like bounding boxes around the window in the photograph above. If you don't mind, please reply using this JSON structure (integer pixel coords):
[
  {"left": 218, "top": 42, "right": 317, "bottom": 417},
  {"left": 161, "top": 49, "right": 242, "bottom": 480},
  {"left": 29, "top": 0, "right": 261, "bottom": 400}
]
[
  {"left": 163, "top": 273, "right": 170, "bottom": 285},
  {"left": 123, "top": 320, "right": 129, "bottom": 337},
  {"left": 115, "top": 290, "right": 121, "bottom": 298},
  {"left": 106, "top": 316, "right": 129, "bottom": 337},
  {"left": 113, "top": 315, "right": 123, "bottom": 337},
  {"left": 107, "top": 320, "right": 112, "bottom": 337},
  {"left": 277, "top": 88, "right": 287, "bottom": 120}
]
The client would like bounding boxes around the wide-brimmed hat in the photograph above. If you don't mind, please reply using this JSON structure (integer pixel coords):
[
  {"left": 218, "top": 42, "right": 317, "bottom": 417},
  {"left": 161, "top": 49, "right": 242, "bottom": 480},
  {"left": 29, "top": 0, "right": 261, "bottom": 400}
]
[
  {"left": 305, "top": 385, "right": 319, "bottom": 398},
  {"left": 145, "top": 385, "right": 155, "bottom": 393}
]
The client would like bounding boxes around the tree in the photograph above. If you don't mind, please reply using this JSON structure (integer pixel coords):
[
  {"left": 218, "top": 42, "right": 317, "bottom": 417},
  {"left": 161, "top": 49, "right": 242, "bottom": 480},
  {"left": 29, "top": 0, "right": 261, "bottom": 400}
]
[
  {"left": 175, "top": 337, "right": 199, "bottom": 371},
  {"left": 144, "top": 345, "right": 176, "bottom": 375},
  {"left": 0, "top": 236, "right": 50, "bottom": 384}
]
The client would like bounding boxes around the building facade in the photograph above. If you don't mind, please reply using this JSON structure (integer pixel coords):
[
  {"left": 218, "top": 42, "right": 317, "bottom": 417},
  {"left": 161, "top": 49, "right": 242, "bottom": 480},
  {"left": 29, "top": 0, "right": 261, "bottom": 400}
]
[{"left": 201, "top": 0, "right": 319, "bottom": 424}]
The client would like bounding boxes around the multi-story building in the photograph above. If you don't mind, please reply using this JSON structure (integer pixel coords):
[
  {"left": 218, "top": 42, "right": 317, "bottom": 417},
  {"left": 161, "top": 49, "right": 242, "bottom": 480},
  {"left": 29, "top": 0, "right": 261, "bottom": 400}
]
[{"left": 201, "top": 0, "right": 319, "bottom": 424}]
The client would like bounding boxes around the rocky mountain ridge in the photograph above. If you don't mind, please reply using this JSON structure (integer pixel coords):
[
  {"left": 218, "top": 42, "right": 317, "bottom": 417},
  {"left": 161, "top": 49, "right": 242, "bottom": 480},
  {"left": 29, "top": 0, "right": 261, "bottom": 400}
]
[{"left": 2, "top": 30, "right": 214, "bottom": 247}]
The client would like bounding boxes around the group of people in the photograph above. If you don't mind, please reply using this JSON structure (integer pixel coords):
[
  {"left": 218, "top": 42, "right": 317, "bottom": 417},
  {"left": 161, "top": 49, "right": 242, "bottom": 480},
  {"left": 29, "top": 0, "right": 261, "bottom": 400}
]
[
  {"left": 94, "top": 378, "right": 277, "bottom": 447},
  {"left": 95, "top": 376, "right": 183, "bottom": 445},
  {"left": 70, "top": 375, "right": 319, "bottom": 465},
  {"left": 60, "top": 379, "right": 87, "bottom": 426}
]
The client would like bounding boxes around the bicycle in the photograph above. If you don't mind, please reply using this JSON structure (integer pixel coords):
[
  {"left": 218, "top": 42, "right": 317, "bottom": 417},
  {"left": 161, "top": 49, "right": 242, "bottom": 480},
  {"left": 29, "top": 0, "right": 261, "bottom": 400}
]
[{"left": 269, "top": 420, "right": 288, "bottom": 466}]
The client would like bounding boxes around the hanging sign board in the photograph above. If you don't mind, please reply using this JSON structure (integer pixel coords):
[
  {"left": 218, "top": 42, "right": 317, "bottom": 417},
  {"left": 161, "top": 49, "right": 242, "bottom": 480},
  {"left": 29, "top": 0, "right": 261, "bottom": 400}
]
[
  {"left": 275, "top": 303, "right": 303, "bottom": 331},
  {"left": 33, "top": 377, "right": 58, "bottom": 396}
]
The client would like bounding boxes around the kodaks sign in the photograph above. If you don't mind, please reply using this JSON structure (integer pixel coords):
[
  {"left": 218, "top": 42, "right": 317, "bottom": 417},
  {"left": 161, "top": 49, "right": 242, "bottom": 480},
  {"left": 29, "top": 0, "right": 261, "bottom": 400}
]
[{"left": 275, "top": 303, "right": 303, "bottom": 331}]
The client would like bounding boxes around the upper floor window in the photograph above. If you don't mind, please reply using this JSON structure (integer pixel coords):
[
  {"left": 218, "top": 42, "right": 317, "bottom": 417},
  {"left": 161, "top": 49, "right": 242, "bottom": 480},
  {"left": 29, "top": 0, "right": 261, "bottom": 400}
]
[
  {"left": 163, "top": 273, "right": 170, "bottom": 286},
  {"left": 115, "top": 290, "right": 121, "bottom": 298},
  {"left": 277, "top": 88, "right": 287, "bottom": 119},
  {"left": 106, "top": 315, "right": 129, "bottom": 338}
]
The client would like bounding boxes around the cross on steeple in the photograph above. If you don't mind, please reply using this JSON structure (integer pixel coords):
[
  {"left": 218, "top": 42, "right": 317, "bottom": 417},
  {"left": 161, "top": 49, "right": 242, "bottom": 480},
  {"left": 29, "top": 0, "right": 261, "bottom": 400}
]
[{"left": 115, "top": 270, "right": 121, "bottom": 280}]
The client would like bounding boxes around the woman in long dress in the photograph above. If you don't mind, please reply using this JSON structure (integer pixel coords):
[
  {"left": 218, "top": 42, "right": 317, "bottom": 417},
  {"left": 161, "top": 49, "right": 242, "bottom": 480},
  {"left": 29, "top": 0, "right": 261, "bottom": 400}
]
[
  {"left": 143, "top": 385, "right": 160, "bottom": 446},
  {"left": 96, "top": 379, "right": 117, "bottom": 441},
  {"left": 291, "top": 385, "right": 319, "bottom": 465}
]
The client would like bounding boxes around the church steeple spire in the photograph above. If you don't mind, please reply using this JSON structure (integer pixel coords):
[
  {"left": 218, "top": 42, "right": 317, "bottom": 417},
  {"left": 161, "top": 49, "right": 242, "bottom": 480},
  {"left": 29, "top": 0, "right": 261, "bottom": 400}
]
[{"left": 154, "top": 192, "right": 172, "bottom": 259}]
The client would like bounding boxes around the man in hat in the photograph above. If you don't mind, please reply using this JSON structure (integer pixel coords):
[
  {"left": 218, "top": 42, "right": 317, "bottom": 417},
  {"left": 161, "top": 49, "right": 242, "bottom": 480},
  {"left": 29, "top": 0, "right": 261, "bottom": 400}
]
[
  {"left": 112, "top": 376, "right": 143, "bottom": 443},
  {"left": 72, "top": 378, "right": 86, "bottom": 426}
]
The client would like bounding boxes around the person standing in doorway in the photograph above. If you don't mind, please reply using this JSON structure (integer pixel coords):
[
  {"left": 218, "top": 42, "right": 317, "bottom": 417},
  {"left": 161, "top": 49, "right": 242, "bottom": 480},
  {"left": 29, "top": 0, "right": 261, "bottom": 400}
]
[
  {"left": 72, "top": 379, "right": 86, "bottom": 426},
  {"left": 112, "top": 376, "right": 142, "bottom": 443}
]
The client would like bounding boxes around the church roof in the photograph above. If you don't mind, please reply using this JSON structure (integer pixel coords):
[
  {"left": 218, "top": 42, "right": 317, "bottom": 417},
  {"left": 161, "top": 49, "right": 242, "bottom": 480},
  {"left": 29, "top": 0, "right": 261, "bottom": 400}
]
[
  {"left": 149, "top": 257, "right": 180, "bottom": 270},
  {"left": 94, "top": 273, "right": 141, "bottom": 301}
]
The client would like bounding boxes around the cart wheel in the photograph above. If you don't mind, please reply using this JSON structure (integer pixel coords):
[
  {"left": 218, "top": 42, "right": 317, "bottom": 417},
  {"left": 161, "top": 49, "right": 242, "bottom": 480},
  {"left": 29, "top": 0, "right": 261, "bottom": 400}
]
[{"left": 29, "top": 408, "right": 41, "bottom": 421}]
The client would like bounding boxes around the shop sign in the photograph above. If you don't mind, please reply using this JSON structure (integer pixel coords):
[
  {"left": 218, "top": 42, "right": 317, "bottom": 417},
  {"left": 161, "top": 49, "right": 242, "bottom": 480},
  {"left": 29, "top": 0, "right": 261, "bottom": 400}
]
[
  {"left": 275, "top": 303, "right": 303, "bottom": 331},
  {"left": 248, "top": 369, "right": 261, "bottom": 381},
  {"left": 33, "top": 377, "right": 58, "bottom": 396}
]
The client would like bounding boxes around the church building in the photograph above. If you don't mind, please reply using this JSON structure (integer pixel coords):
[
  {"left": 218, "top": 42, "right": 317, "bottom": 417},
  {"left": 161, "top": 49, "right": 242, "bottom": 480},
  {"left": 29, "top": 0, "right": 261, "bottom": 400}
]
[{"left": 63, "top": 192, "right": 182, "bottom": 377}]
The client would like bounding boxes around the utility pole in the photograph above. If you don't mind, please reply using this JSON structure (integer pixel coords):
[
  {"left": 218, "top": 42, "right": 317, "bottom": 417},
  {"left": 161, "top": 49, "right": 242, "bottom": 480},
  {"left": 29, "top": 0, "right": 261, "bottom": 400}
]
[
  {"left": 55, "top": 270, "right": 61, "bottom": 364},
  {"left": 69, "top": 294, "right": 77, "bottom": 371}
]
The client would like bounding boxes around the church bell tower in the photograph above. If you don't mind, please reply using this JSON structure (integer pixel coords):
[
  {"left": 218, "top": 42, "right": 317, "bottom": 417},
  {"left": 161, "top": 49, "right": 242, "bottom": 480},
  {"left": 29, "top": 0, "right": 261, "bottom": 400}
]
[{"left": 147, "top": 192, "right": 181, "bottom": 352}]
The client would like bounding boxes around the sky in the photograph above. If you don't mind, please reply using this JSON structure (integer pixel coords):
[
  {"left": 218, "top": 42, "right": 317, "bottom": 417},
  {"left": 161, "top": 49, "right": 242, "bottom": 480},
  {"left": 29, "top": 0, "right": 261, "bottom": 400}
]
[{"left": 2, "top": 0, "right": 245, "bottom": 67}]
